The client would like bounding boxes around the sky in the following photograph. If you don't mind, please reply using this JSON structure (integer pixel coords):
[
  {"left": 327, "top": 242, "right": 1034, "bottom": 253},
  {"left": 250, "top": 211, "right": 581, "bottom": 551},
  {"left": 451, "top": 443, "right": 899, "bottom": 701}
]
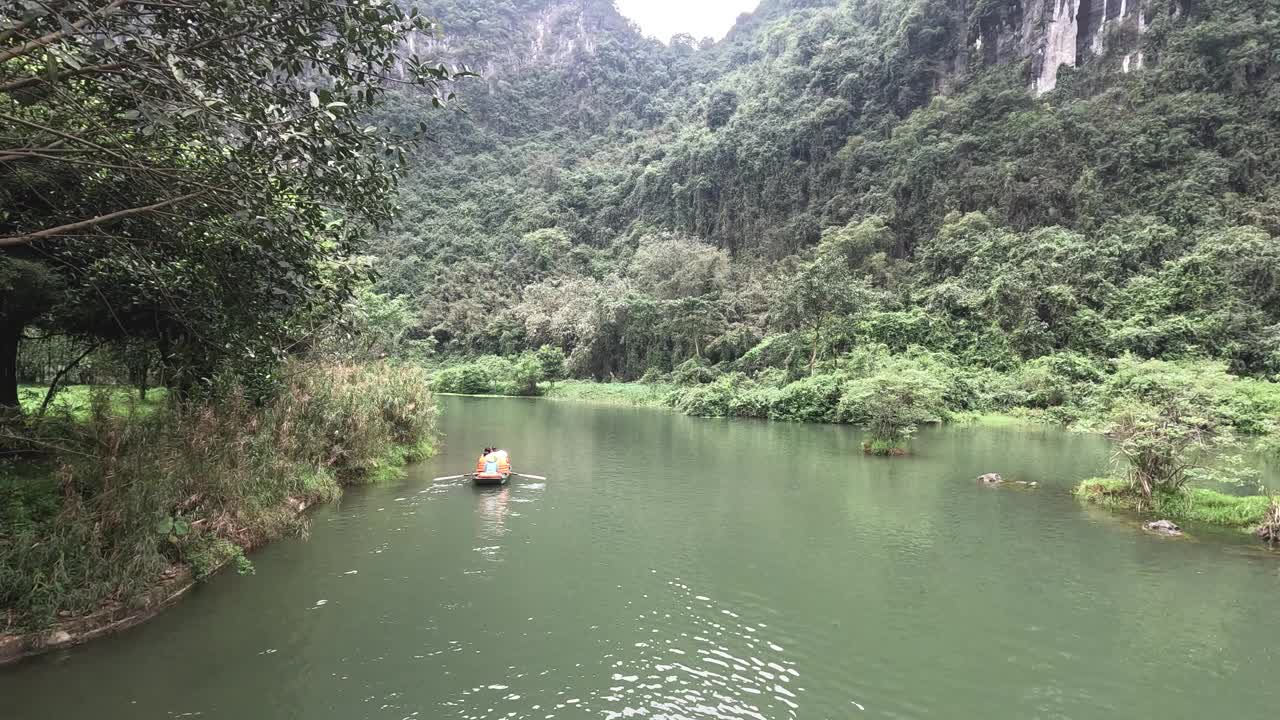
[{"left": 614, "top": 0, "right": 761, "bottom": 43}]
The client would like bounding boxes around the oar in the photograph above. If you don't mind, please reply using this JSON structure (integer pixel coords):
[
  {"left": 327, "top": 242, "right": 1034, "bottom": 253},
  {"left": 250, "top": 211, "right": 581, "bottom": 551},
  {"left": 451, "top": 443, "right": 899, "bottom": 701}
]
[
  {"left": 515, "top": 473, "right": 547, "bottom": 480},
  {"left": 432, "top": 474, "right": 466, "bottom": 482}
]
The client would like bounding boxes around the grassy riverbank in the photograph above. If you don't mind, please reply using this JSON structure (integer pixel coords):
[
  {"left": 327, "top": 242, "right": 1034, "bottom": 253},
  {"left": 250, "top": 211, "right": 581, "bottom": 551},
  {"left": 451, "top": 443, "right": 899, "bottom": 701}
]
[
  {"left": 1075, "top": 478, "right": 1279, "bottom": 538},
  {"left": 1, "top": 362, "right": 437, "bottom": 632},
  {"left": 542, "top": 380, "right": 674, "bottom": 407},
  {"left": 430, "top": 352, "right": 1280, "bottom": 454},
  {"left": 431, "top": 352, "right": 1280, "bottom": 542}
]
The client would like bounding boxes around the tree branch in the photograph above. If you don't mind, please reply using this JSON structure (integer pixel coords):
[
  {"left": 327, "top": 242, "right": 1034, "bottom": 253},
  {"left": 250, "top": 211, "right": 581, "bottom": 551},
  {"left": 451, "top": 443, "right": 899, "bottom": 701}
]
[
  {"left": 0, "top": 61, "right": 126, "bottom": 92},
  {"left": 0, "top": 0, "right": 129, "bottom": 65},
  {"left": 0, "top": 14, "right": 39, "bottom": 46},
  {"left": 0, "top": 190, "right": 208, "bottom": 247},
  {"left": 38, "top": 340, "right": 102, "bottom": 416}
]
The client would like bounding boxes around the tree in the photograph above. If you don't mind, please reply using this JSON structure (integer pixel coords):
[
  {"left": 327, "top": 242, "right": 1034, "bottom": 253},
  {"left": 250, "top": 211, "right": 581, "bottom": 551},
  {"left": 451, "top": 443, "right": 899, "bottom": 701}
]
[
  {"left": 0, "top": 0, "right": 466, "bottom": 408},
  {"left": 0, "top": 259, "right": 62, "bottom": 410},
  {"left": 534, "top": 345, "right": 567, "bottom": 386},
  {"left": 1100, "top": 359, "right": 1255, "bottom": 499},
  {"left": 838, "top": 365, "right": 947, "bottom": 455},
  {"left": 510, "top": 352, "right": 545, "bottom": 396},
  {"left": 774, "top": 220, "right": 889, "bottom": 375}
]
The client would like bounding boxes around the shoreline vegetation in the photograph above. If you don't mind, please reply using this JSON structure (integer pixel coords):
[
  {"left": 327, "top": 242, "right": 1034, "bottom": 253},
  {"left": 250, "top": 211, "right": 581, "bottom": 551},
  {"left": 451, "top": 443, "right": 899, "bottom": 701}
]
[
  {"left": 1, "top": 363, "right": 437, "bottom": 646},
  {"left": 1074, "top": 479, "right": 1277, "bottom": 540},
  {"left": 1, "top": 0, "right": 460, "bottom": 663},
  {"left": 428, "top": 350, "right": 1280, "bottom": 542}
]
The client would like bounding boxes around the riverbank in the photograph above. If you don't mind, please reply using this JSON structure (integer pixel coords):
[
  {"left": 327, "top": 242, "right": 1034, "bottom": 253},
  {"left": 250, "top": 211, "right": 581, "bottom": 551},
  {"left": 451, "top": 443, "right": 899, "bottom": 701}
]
[
  {"left": 542, "top": 380, "right": 674, "bottom": 407},
  {"left": 0, "top": 362, "right": 437, "bottom": 659},
  {"left": 1075, "top": 478, "right": 1280, "bottom": 540},
  {"left": 431, "top": 355, "right": 1280, "bottom": 542}
]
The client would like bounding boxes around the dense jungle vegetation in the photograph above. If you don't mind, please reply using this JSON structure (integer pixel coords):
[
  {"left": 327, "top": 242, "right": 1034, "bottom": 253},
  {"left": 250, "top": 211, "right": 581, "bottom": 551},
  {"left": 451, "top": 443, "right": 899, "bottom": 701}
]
[
  {"left": 373, "top": 0, "right": 1279, "bottom": 437},
  {"left": 369, "top": 0, "right": 1279, "bottom": 527},
  {"left": 3, "top": 0, "right": 1280, "bottom": 632}
]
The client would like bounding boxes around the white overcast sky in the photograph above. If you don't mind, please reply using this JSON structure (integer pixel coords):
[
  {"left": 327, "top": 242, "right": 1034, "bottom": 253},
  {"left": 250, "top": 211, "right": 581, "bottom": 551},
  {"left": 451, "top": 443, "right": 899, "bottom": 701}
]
[{"left": 615, "top": 0, "right": 761, "bottom": 43}]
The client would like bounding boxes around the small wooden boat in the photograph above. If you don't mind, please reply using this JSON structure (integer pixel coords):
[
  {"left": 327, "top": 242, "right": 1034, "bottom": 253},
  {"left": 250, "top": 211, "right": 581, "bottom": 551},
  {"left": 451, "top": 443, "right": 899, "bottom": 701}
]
[{"left": 471, "top": 450, "right": 512, "bottom": 486}]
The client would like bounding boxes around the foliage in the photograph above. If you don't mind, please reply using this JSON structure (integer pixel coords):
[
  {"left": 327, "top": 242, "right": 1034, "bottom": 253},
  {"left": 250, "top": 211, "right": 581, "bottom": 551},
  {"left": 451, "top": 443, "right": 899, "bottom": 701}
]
[
  {"left": 767, "top": 373, "right": 844, "bottom": 424},
  {"left": 838, "top": 364, "right": 948, "bottom": 451},
  {"left": 0, "top": 0, "right": 465, "bottom": 409},
  {"left": 429, "top": 353, "right": 550, "bottom": 396},
  {"left": 0, "top": 362, "right": 436, "bottom": 629},
  {"left": 534, "top": 345, "right": 568, "bottom": 385},
  {"left": 1075, "top": 478, "right": 1273, "bottom": 531},
  {"left": 1093, "top": 359, "right": 1259, "bottom": 498},
  {"left": 542, "top": 380, "right": 674, "bottom": 407},
  {"left": 364, "top": 0, "right": 1280, "bottom": 401},
  {"left": 326, "top": 288, "right": 437, "bottom": 362}
]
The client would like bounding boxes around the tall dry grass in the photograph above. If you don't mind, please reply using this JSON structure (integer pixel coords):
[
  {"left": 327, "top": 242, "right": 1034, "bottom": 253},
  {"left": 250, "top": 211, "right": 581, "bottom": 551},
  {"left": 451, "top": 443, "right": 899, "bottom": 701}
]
[{"left": 1, "top": 362, "right": 435, "bottom": 630}]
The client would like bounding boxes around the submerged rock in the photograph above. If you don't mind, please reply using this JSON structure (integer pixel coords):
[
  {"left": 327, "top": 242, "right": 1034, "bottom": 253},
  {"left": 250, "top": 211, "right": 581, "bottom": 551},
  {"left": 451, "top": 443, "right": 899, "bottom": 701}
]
[
  {"left": 45, "top": 631, "right": 72, "bottom": 647},
  {"left": 1143, "top": 519, "right": 1183, "bottom": 537},
  {"left": 977, "top": 473, "right": 1003, "bottom": 485}
]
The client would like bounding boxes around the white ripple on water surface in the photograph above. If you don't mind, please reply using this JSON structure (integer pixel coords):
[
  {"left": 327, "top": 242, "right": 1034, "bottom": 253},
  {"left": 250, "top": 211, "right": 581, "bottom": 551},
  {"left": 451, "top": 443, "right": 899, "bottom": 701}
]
[{"left": 437, "top": 579, "right": 841, "bottom": 720}]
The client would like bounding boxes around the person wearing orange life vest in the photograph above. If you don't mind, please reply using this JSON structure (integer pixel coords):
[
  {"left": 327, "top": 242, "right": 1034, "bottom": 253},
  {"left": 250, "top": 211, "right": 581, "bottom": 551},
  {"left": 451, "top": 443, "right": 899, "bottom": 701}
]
[{"left": 476, "top": 447, "right": 494, "bottom": 475}]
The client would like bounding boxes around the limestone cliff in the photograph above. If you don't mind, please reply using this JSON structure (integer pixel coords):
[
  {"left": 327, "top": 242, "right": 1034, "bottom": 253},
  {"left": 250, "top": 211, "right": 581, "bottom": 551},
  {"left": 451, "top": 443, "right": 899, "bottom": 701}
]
[{"left": 960, "top": 0, "right": 1157, "bottom": 92}]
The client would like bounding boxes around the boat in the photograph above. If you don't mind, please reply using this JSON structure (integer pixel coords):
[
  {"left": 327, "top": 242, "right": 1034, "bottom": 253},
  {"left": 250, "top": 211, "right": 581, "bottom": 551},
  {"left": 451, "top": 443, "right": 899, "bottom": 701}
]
[{"left": 471, "top": 449, "right": 512, "bottom": 485}]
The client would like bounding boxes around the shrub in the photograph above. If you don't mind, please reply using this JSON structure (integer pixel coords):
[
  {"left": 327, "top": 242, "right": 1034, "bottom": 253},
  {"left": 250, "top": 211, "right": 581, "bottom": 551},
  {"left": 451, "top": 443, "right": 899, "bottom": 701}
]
[
  {"left": 0, "top": 362, "right": 436, "bottom": 629},
  {"left": 1260, "top": 500, "right": 1280, "bottom": 543},
  {"left": 947, "top": 365, "right": 1025, "bottom": 413},
  {"left": 1091, "top": 358, "right": 1260, "bottom": 498},
  {"left": 507, "top": 352, "right": 546, "bottom": 396},
  {"left": 729, "top": 386, "right": 780, "bottom": 418},
  {"left": 534, "top": 345, "right": 568, "bottom": 385},
  {"left": 672, "top": 382, "right": 734, "bottom": 417},
  {"left": 839, "top": 365, "right": 947, "bottom": 452},
  {"left": 1017, "top": 352, "right": 1105, "bottom": 409},
  {"left": 430, "top": 363, "right": 493, "bottom": 394},
  {"left": 769, "top": 374, "right": 843, "bottom": 423},
  {"left": 638, "top": 367, "right": 667, "bottom": 384},
  {"left": 671, "top": 357, "right": 719, "bottom": 386}
]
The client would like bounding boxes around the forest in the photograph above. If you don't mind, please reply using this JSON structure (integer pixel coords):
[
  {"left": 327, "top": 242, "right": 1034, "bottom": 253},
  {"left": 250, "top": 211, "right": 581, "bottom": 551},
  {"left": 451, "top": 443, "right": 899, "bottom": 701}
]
[
  {"left": 376, "top": 0, "right": 1280, "bottom": 380},
  {"left": 3, "top": 0, "right": 1280, "bottom": 639},
  {"left": 370, "top": 0, "right": 1279, "bottom": 445},
  {"left": 371, "top": 0, "right": 1280, "bottom": 533}
]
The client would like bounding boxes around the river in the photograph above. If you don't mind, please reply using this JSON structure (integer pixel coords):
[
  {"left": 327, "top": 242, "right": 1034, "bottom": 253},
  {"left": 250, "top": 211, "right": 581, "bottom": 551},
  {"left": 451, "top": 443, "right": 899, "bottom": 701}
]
[{"left": 3, "top": 396, "right": 1278, "bottom": 719}]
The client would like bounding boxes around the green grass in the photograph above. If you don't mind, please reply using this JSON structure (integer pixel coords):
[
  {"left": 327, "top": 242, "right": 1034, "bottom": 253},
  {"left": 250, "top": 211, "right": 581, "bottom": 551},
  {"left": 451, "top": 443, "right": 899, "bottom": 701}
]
[
  {"left": 363, "top": 437, "right": 439, "bottom": 484},
  {"left": 541, "top": 380, "right": 674, "bottom": 407},
  {"left": 949, "top": 411, "right": 1040, "bottom": 428},
  {"left": 18, "top": 384, "right": 167, "bottom": 420},
  {"left": 1074, "top": 477, "right": 1274, "bottom": 530}
]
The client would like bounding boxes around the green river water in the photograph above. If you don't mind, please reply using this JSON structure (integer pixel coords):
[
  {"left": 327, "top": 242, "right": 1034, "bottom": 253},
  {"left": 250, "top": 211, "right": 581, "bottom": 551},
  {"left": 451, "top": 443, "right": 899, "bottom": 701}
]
[{"left": 3, "top": 396, "right": 1279, "bottom": 719}]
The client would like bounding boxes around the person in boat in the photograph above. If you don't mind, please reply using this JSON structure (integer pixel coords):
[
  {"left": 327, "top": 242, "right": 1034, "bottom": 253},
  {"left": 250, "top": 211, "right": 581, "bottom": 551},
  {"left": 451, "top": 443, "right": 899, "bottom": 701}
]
[{"left": 483, "top": 448, "right": 500, "bottom": 475}]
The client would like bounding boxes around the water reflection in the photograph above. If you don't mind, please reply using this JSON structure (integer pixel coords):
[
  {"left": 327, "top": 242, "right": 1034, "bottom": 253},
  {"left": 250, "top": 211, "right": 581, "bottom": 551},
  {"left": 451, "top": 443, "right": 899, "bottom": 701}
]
[{"left": 476, "top": 485, "right": 513, "bottom": 539}]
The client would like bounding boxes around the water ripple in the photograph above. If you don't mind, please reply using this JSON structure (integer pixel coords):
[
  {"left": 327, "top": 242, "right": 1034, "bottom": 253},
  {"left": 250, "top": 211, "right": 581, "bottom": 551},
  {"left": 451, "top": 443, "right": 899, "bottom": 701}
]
[{"left": 437, "top": 578, "right": 855, "bottom": 720}]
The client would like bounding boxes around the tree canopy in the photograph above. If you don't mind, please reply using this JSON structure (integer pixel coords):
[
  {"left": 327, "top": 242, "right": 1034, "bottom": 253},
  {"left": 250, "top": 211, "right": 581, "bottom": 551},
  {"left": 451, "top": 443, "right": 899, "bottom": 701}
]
[{"left": 1, "top": 0, "right": 466, "bottom": 408}]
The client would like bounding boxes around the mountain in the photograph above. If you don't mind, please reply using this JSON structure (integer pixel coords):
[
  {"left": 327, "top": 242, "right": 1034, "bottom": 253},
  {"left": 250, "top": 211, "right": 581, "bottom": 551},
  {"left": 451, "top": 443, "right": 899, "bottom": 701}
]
[{"left": 369, "top": 0, "right": 1280, "bottom": 379}]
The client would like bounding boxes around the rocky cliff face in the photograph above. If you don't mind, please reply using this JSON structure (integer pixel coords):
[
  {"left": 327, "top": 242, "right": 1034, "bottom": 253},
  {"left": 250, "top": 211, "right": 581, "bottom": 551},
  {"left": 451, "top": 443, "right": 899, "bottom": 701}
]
[
  {"left": 407, "top": 0, "right": 640, "bottom": 84},
  {"left": 968, "top": 0, "right": 1155, "bottom": 93}
]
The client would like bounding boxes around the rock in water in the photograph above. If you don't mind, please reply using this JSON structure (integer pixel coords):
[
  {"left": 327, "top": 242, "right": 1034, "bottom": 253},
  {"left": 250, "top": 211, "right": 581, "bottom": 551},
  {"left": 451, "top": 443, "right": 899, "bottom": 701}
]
[
  {"left": 977, "top": 473, "right": 1003, "bottom": 485},
  {"left": 1143, "top": 519, "right": 1183, "bottom": 536},
  {"left": 45, "top": 630, "right": 72, "bottom": 646}
]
